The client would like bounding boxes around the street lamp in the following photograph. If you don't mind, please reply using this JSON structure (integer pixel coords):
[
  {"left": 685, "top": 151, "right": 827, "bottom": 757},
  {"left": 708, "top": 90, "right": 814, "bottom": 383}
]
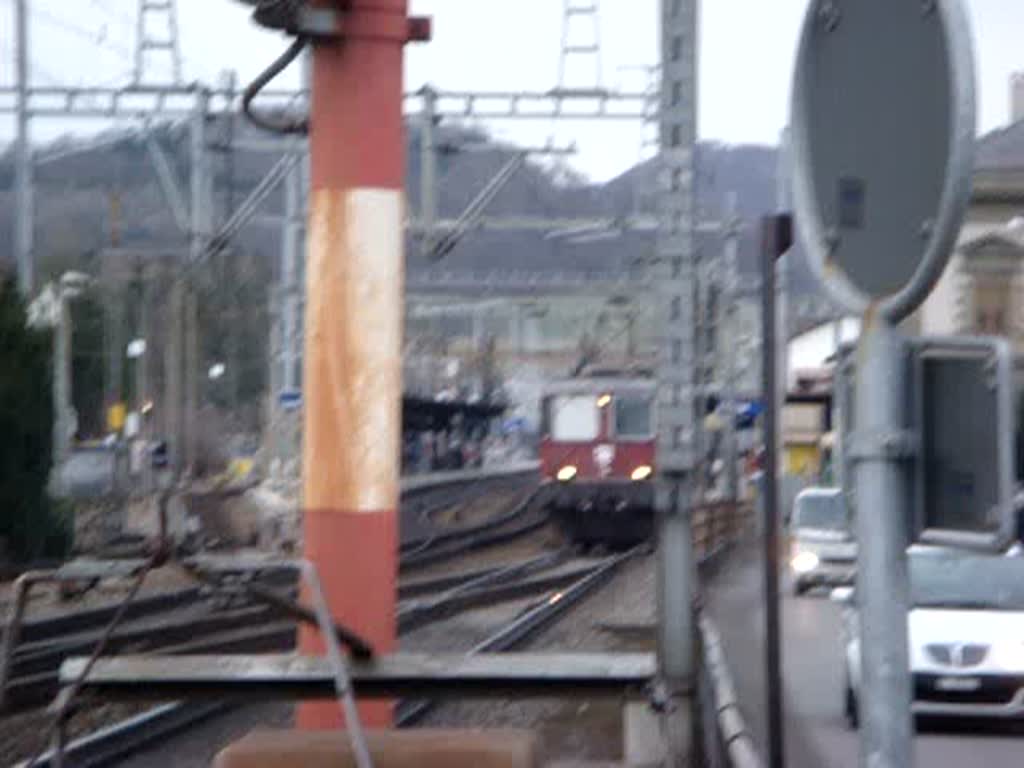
[
  {"left": 208, "top": 362, "right": 226, "bottom": 381},
  {"left": 125, "top": 338, "right": 148, "bottom": 441},
  {"left": 126, "top": 338, "right": 146, "bottom": 359}
]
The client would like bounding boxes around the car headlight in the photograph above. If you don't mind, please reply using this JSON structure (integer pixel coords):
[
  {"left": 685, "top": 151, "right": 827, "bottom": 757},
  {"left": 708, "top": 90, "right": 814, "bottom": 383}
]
[
  {"left": 791, "top": 550, "right": 820, "bottom": 574},
  {"left": 556, "top": 465, "right": 577, "bottom": 482},
  {"left": 631, "top": 465, "right": 653, "bottom": 481}
]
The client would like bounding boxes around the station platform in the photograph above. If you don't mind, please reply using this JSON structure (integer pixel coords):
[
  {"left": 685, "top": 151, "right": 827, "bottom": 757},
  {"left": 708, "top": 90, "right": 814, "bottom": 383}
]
[{"left": 400, "top": 463, "right": 539, "bottom": 494}]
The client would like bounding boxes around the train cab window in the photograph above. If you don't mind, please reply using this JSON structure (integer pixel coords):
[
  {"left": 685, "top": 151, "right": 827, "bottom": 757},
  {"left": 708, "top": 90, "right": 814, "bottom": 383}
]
[
  {"left": 615, "top": 397, "right": 653, "bottom": 439},
  {"left": 551, "top": 395, "right": 600, "bottom": 442}
]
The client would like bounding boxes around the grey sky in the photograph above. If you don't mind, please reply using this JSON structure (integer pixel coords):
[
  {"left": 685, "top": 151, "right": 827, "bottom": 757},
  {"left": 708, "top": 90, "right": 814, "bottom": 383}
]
[{"left": 5, "top": 0, "right": 1023, "bottom": 181}]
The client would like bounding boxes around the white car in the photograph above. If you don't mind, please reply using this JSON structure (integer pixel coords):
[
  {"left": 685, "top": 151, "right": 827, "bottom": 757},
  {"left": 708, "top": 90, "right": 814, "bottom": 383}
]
[
  {"left": 789, "top": 487, "right": 857, "bottom": 596},
  {"left": 840, "top": 549, "right": 1024, "bottom": 727}
]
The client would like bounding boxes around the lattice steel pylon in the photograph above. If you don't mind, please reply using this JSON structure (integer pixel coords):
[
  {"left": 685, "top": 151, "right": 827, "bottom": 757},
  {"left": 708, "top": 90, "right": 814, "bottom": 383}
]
[
  {"left": 638, "top": 65, "right": 661, "bottom": 162},
  {"left": 653, "top": 2, "right": 701, "bottom": 760},
  {"left": 549, "top": 1, "right": 603, "bottom": 184},
  {"left": 556, "top": 0, "right": 604, "bottom": 95},
  {"left": 654, "top": 0, "right": 698, "bottom": 477},
  {"left": 133, "top": 0, "right": 183, "bottom": 85}
]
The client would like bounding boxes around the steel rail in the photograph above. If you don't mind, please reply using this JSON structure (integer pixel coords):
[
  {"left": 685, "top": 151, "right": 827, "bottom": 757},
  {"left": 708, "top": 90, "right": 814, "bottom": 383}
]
[
  {"left": 400, "top": 487, "right": 541, "bottom": 558},
  {"left": 398, "top": 561, "right": 603, "bottom": 633},
  {"left": 398, "top": 551, "right": 563, "bottom": 599},
  {"left": 2, "top": 587, "right": 202, "bottom": 646},
  {"left": 399, "top": 514, "right": 550, "bottom": 571},
  {"left": 396, "top": 547, "right": 639, "bottom": 725},
  {"left": 399, "top": 481, "right": 529, "bottom": 552},
  {"left": 18, "top": 702, "right": 229, "bottom": 768}
]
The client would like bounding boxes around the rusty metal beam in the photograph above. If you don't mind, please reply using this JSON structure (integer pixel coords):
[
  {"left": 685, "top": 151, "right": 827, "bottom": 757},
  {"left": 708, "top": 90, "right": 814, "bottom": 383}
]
[{"left": 60, "top": 652, "right": 655, "bottom": 701}]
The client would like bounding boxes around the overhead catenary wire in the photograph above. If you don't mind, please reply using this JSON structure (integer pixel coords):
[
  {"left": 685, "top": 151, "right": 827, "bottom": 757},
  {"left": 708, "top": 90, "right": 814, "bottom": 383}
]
[
  {"left": 27, "top": 1, "right": 134, "bottom": 59},
  {"left": 89, "top": 0, "right": 138, "bottom": 30}
]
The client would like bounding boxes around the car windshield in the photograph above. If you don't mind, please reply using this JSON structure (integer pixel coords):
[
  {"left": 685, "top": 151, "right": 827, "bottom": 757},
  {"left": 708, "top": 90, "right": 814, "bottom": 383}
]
[
  {"left": 909, "top": 551, "right": 1024, "bottom": 611},
  {"left": 794, "top": 491, "right": 847, "bottom": 531}
]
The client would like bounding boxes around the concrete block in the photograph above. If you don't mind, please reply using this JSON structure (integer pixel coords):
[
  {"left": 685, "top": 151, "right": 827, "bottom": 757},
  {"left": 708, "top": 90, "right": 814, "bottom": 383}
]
[
  {"left": 214, "top": 729, "right": 540, "bottom": 768},
  {"left": 623, "top": 701, "right": 665, "bottom": 767}
]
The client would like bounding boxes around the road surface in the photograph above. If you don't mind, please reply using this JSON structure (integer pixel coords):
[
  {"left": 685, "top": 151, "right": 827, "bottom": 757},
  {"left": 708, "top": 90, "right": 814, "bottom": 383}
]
[{"left": 705, "top": 540, "right": 1024, "bottom": 767}]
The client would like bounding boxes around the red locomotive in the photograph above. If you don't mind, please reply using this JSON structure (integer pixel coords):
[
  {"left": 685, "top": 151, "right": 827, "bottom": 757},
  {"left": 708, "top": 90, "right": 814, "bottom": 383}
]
[{"left": 539, "top": 372, "right": 656, "bottom": 547}]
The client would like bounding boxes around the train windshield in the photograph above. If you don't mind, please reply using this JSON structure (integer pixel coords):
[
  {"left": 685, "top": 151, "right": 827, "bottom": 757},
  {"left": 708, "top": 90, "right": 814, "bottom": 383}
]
[
  {"left": 615, "top": 397, "right": 652, "bottom": 438},
  {"left": 551, "top": 395, "right": 600, "bottom": 441}
]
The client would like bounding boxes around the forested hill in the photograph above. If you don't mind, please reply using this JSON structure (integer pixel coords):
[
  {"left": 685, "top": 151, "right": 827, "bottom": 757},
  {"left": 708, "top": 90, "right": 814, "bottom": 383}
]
[{"left": 0, "top": 119, "right": 817, "bottom": 293}]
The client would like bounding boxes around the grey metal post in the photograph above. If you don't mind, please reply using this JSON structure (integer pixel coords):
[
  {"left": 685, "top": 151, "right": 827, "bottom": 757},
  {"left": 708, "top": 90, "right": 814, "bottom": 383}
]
[
  {"left": 137, "top": 273, "right": 150, "bottom": 423},
  {"left": 164, "top": 271, "right": 183, "bottom": 477},
  {"left": 761, "top": 215, "right": 790, "bottom": 768},
  {"left": 658, "top": 481, "right": 696, "bottom": 765},
  {"left": 184, "top": 288, "right": 199, "bottom": 473},
  {"left": 222, "top": 70, "right": 241, "bottom": 415},
  {"left": 655, "top": 0, "right": 699, "bottom": 764},
  {"left": 420, "top": 86, "right": 438, "bottom": 254},
  {"left": 284, "top": 52, "right": 311, "bottom": 397},
  {"left": 775, "top": 127, "right": 791, "bottom": 464},
  {"left": 659, "top": 484, "right": 695, "bottom": 682},
  {"left": 266, "top": 286, "right": 282, "bottom": 451},
  {"left": 14, "top": 0, "right": 33, "bottom": 295},
  {"left": 853, "top": 320, "right": 913, "bottom": 768},
  {"left": 136, "top": 272, "right": 151, "bottom": 496},
  {"left": 282, "top": 143, "right": 302, "bottom": 394},
  {"left": 53, "top": 294, "right": 72, "bottom": 467},
  {"left": 104, "top": 288, "right": 125, "bottom": 418},
  {"left": 185, "top": 89, "right": 210, "bottom": 475},
  {"left": 723, "top": 193, "right": 740, "bottom": 501}
]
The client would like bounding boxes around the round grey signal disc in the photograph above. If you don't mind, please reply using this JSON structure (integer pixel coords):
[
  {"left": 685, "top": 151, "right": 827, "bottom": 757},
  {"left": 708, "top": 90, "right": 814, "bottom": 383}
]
[{"left": 790, "top": 0, "right": 976, "bottom": 319}]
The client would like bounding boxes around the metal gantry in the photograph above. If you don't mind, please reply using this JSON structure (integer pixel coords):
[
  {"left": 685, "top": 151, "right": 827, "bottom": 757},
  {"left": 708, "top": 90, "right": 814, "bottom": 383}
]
[
  {"left": 557, "top": 0, "right": 604, "bottom": 94},
  {"left": 133, "top": 0, "right": 184, "bottom": 86},
  {"left": 0, "top": 86, "right": 649, "bottom": 120}
]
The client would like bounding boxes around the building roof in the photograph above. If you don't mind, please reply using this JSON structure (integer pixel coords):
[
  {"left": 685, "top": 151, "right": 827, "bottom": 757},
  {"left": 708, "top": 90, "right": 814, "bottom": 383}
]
[
  {"left": 976, "top": 120, "right": 1024, "bottom": 172},
  {"left": 402, "top": 396, "right": 505, "bottom": 433},
  {"left": 960, "top": 226, "right": 1024, "bottom": 258}
]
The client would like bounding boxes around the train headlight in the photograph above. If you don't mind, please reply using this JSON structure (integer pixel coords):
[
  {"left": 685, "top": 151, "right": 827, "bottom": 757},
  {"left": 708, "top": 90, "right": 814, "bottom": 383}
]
[
  {"left": 791, "top": 550, "right": 820, "bottom": 574},
  {"left": 556, "top": 465, "right": 578, "bottom": 482},
  {"left": 631, "top": 465, "right": 653, "bottom": 481}
]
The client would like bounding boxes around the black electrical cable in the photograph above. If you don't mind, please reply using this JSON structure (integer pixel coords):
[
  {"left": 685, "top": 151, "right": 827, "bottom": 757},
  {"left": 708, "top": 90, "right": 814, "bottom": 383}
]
[
  {"left": 242, "top": 35, "right": 309, "bottom": 135},
  {"left": 251, "top": 0, "right": 304, "bottom": 31}
]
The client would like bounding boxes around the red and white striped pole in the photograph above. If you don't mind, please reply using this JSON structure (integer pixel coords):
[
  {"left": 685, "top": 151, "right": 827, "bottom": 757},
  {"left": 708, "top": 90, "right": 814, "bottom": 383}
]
[{"left": 299, "top": 0, "right": 429, "bottom": 729}]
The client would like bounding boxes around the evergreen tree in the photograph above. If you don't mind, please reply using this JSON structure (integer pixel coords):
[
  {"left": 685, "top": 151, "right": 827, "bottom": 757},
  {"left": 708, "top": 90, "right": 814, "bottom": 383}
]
[{"left": 0, "top": 276, "right": 67, "bottom": 560}]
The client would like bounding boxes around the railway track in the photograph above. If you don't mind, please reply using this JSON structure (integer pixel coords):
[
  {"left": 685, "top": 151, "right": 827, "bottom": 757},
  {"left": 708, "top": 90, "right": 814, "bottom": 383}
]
[
  {"left": 20, "top": 546, "right": 638, "bottom": 767},
  {"left": 5, "top": 545, "right": 572, "bottom": 713},
  {"left": 3, "top": 476, "right": 554, "bottom": 764},
  {"left": 17, "top": 498, "right": 753, "bottom": 766},
  {"left": 395, "top": 548, "right": 637, "bottom": 725},
  {"left": 398, "top": 473, "right": 539, "bottom": 549},
  {"left": 399, "top": 491, "right": 548, "bottom": 571},
  {"left": 1, "top": 474, "right": 541, "bottom": 713}
]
